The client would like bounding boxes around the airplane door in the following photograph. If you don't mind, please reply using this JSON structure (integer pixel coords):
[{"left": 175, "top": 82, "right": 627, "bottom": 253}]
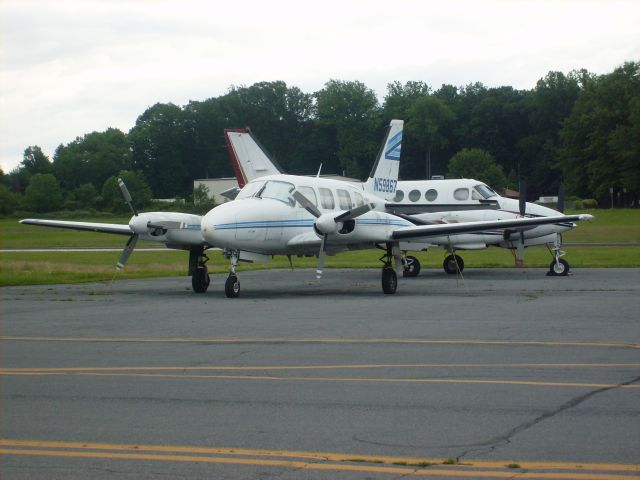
[{"left": 265, "top": 211, "right": 283, "bottom": 242}]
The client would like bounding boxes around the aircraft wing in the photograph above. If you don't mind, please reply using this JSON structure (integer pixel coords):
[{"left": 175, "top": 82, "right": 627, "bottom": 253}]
[
  {"left": 286, "top": 231, "right": 322, "bottom": 251},
  {"left": 391, "top": 214, "right": 593, "bottom": 240},
  {"left": 20, "top": 219, "right": 132, "bottom": 235}
]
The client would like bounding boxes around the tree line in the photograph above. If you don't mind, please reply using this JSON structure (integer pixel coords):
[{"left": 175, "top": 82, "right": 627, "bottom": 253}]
[{"left": 1, "top": 61, "right": 638, "bottom": 214}]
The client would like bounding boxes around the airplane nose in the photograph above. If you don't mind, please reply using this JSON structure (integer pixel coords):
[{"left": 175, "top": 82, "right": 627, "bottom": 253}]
[{"left": 201, "top": 213, "right": 216, "bottom": 245}]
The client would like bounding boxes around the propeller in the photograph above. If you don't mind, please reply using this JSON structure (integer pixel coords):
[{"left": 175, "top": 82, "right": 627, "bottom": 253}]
[
  {"left": 557, "top": 183, "right": 565, "bottom": 213},
  {"left": 116, "top": 178, "right": 139, "bottom": 270},
  {"left": 118, "top": 178, "right": 139, "bottom": 216},
  {"left": 516, "top": 179, "right": 527, "bottom": 267},
  {"left": 292, "top": 190, "right": 374, "bottom": 279}
]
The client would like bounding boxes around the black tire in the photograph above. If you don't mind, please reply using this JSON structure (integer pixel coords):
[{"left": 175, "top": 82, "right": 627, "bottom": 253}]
[
  {"left": 381, "top": 266, "right": 397, "bottom": 294},
  {"left": 225, "top": 274, "right": 241, "bottom": 298},
  {"left": 403, "top": 255, "right": 421, "bottom": 277},
  {"left": 443, "top": 254, "right": 464, "bottom": 275},
  {"left": 548, "top": 258, "right": 570, "bottom": 276},
  {"left": 192, "top": 267, "right": 210, "bottom": 293}
]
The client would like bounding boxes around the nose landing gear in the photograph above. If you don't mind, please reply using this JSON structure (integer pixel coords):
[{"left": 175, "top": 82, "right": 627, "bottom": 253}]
[
  {"left": 547, "top": 234, "right": 570, "bottom": 276},
  {"left": 224, "top": 250, "right": 241, "bottom": 297}
]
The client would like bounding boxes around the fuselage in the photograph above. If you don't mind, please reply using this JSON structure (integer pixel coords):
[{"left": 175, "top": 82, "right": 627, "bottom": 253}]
[
  {"left": 389, "top": 179, "right": 574, "bottom": 250},
  {"left": 202, "top": 175, "right": 411, "bottom": 255}
]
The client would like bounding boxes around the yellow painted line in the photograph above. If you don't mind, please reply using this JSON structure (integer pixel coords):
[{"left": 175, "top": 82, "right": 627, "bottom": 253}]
[
  {"left": 2, "top": 363, "right": 639, "bottom": 373},
  {"left": 0, "top": 442, "right": 637, "bottom": 478},
  {"left": 1, "top": 439, "right": 638, "bottom": 472},
  {"left": 2, "top": 363, "right": 639, "bottom": 376},
  {"left": 1, "top": 336, "right": 638, "bottom": 349},
  {"left": 2, "top": 369, "right": 639, "bottom": 389}
]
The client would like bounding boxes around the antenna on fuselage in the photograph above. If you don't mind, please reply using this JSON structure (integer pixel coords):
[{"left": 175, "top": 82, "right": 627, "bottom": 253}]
[{"left": 316, "top": 164, "right": 323, "bottom": 178}]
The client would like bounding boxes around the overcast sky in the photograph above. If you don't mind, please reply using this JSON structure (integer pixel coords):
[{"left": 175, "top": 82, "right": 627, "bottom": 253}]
[{"left": 1, "top": 0, "right": 638, "bottom": 173}]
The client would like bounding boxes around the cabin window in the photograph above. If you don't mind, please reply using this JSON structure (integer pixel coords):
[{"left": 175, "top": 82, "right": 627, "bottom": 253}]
[
  {"left": 236, "top": 180, "right": 265, "bottom": 199},
  {"left": 454, "top": 188, "right": 469, "bottom": 201},
  {"left": 336, "top": 189, "right": 352, "bottom": 209},
  {"left": 353, "top": 191, "right": 365, "bottom": 207},
  {"left": 409, "top": 189, "right": 421, "bottom": 202},
  {"left": 425, "top": 189, "right": 438, "bottom": 202},
  {"left": 393, "top": 190, "right": 404, "bottom": 202},
  {"left": 257, "top": 180, "right": 295, "bottom": 205},
  {"left": 319, "top": 188, "right": 335, "bottom": 210},
  {"left": 297, "top": 186, "right": 317, "bottom": 207}
]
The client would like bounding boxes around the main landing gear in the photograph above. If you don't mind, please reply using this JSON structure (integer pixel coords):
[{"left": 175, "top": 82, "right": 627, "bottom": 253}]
[
  {"left": 401, "top": 252, "right": 466, "bottom": 277},
  {"left": 380, "top": 243, "right": 400, "bottom": 294},
  {"left": 547, "top": 234, "right": 570, "bottom": 276},
  {"left": 443, "top": 253, "right": 464, "bottom": 275},
  {"left": 190, "top": 248, "right": 210, "bottom": 293},
  {"left": 402, "top": 255, "right": 421, "bottom": 277}
]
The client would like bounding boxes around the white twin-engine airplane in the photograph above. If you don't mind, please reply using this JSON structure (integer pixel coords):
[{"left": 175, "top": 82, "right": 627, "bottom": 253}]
[
  {"left": 224, "top": 121, "right": 584, "bottom": 277},
  {"left": 21, "top": 120, "right": 592, "bottom": 297}
]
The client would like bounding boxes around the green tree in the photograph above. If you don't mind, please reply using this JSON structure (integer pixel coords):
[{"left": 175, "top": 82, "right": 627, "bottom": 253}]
[
  {"left": 102, "top": 170, "right": 152, "bottom": 213},
  {"left": 53, "top": 128, "right": 132, "bottom": 191},
  {"left": 315, "top": 79, "right": 380, "bottom": 178},
  {"left": 21, "top": 146, "right": 53, "bottom": 175},
  {"left": 23, "top": 173, "right": 63, "bottom": 212},
  {"left": 73, "top": 183, "right": 99, "bottom": 209},
  {"left": 129, "top": 103, "right": 188, "bottom": 197},
  {"left": 518, "top": 71, "right": 580, "bottom": 196},
  {"left": 406, "top": 95, "right": 455, "bottom": 179},
  {"left": 559, "top": 61, "right": 640, "bottom": 204},
  {"left": 447, "top": 148, "right": 508, "bottom": 191},
  {"left": 0, "top": 184, "right": 21, "bottom": 214}
]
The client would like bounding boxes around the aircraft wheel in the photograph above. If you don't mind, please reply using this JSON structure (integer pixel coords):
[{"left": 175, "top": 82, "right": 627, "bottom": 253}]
[
  {"left": 381, "top": 266, "right": 397, "bottom": 294},
  {"left": 403, "top": 255, "right": 421, "bottom": 277},
  {"left": 443, "top": 254, "right": 464, "bottom": 275},
  {"left": 225, "top": 274, "right": 241, "bottom": 298},
  {"left": 548, "top": 258, "right": 569, "bottom": 276},
  {"left": 192, "top": 267, "right": 210, "bottom": 293}
]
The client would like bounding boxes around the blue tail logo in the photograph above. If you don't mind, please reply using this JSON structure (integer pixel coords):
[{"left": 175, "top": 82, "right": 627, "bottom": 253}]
[{"left": 385, "top": 131, "right": 402, "bottom": 161}]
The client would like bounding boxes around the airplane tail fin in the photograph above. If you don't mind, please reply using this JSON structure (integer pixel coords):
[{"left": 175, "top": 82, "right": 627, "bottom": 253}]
[
  {"left": 363, "top": 119, "right": 403, "bottom": 200},
  {"left": 224, "top": 129, "right": 284, "bottom": 187}
]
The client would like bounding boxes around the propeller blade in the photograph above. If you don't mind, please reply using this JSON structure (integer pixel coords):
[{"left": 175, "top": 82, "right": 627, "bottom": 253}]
[
  {"left": 334, "top": 203, "right": 375, "bottom": 222},
  {"left": 316, "top": 234, "right": 327, "bottom": 279},
  {"left": 292, "top": 190, "right": 322, "bottom": 218},
  {"left": 118, "top": 178, "right": 138, "bottom": 216},
  {"left": 557, "top": 183, "right": 565, "bottom": 213},
  {"left": 116, "top": 234, "right": 138, "bottom": 270},
  {"left": 519, "top": 180, "right": 527, "bottom": 217}
]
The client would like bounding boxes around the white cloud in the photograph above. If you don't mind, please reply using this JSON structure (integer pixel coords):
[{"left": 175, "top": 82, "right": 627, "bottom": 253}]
[{"left": 1, "top": 0, "right": 639, "bottom": 172}]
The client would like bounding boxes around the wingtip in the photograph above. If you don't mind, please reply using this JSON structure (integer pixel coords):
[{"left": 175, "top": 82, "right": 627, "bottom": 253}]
[{"left": 579, "top": 214, "right": 595, "bottom": 221}]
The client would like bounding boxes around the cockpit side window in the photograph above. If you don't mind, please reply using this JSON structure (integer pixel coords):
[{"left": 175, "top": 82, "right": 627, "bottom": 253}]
[
  {"left": 257, "top": 180, "right": 296, "bottom": 206},
  {"left": 454, "top": 188, "right": 469, "bottom": 201},
  {"left": 297, "top": 186, "right": 317, "bottom": 207},
  {"left": 319, "top": 188, "right": 335, "bottom": 210},
  {"left": 236, "top": 180, "right": 265, "bottom": 199},
  {"left": 474, "top": 184, "right": 497, "bottom": 199}
]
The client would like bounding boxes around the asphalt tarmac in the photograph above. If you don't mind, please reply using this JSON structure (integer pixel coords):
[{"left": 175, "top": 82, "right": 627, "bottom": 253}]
[{"left": 1, "top": 268, "right": 639, "bottom": 479}]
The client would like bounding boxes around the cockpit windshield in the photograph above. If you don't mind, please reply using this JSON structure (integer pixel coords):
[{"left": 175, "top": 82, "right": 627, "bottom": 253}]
[
  {"left": 257, "top": 180, "right": 296, "bottom": 206},
  {"left": 474, "top": 184, "right": 497, "bottom": 199},
  {"left": 236, "top": 181, "right": 265, "bottom": 200}
]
